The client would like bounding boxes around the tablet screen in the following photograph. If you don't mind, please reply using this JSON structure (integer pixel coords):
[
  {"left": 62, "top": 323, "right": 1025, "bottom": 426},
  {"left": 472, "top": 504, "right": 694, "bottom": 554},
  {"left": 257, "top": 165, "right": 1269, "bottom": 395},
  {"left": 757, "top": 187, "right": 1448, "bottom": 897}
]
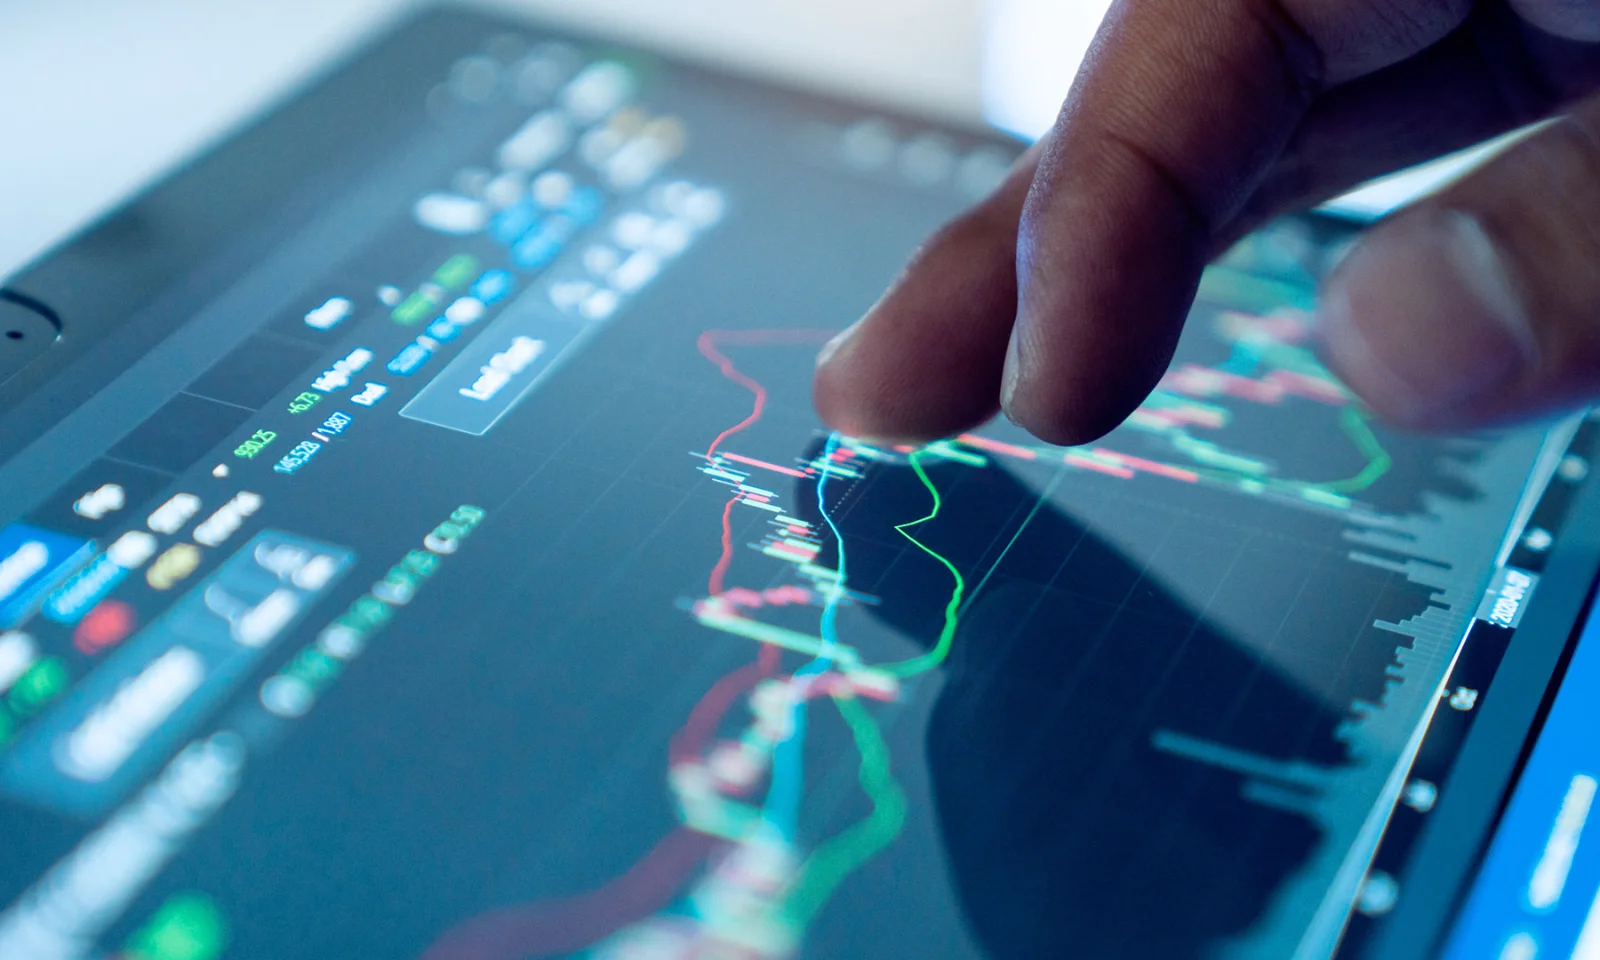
[{"left": 0, "top": 11, "right": 1583, "bottom": 959}]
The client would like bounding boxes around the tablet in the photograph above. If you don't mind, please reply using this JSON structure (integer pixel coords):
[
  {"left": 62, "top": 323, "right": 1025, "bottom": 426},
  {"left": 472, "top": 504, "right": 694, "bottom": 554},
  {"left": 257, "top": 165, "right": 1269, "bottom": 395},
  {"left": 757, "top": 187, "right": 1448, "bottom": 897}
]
[{"left": 0, "top": 7, "right": 1593, "bottom": 959}]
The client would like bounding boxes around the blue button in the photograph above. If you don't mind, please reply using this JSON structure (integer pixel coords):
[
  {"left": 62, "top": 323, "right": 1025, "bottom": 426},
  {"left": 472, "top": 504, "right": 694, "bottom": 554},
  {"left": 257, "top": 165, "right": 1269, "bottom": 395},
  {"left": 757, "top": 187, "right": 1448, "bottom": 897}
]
[
  {"left": 564, "top": 187, "right": 603, "bottom": 225},
  {"left": 0, "top": 524, "right": 93, "bottom": 628},
  {"left": 512, "top": 233, "right": 563, "bottom": 271},
  {"left": 426, "top": 318, "right": 460, "bottom": 343},
  {"left": 0, "top": 530, "right": 355, "bottom": 819},
  {"left": 42, "top": 554, "right": 127, "bottom": 624},
  {"left": 471, "top": 269, "right": 514, "bottom": 305},
  {"left": 386, "top": 342, "right": 434, "bottom": 376},
  {"left": 489, "top": 201, "right": 539, "bottom": 247}
]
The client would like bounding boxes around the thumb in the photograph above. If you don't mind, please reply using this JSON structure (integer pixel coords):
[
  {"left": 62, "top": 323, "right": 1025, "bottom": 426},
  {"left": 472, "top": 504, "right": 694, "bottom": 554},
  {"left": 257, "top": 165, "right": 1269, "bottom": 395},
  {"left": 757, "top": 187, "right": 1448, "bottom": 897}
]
[{"left": 1316, "top": 95, "right": 1600, "bottom": 430}]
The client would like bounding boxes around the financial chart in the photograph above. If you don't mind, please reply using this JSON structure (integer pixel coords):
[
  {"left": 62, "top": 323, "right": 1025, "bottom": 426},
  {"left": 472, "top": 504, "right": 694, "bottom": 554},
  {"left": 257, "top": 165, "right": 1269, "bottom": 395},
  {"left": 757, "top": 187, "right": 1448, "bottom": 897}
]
[{"left": 0, "top": 13, "right": 1571, "bottom": 960}]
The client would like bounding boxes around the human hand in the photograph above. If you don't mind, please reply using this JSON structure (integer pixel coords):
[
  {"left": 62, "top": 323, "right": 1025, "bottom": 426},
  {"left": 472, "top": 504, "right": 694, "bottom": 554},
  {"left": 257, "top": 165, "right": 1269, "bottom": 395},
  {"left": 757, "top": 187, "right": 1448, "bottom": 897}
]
[{"left": 813, "top": 0, "right": 1600, "bottom": 444}]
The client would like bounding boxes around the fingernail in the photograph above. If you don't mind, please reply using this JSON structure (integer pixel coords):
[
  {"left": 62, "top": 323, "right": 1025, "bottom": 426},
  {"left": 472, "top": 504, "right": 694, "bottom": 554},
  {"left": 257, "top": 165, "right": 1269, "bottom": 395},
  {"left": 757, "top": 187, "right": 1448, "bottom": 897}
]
[
  {"left": 999, "top": 335, "right": 1023, "bottom": 416},
  {"left": 816, "top": 322, "right": 859, "bottom": 369},
  {"left": 1316, "top": 210, "right": 1536, "bottom": 425}
]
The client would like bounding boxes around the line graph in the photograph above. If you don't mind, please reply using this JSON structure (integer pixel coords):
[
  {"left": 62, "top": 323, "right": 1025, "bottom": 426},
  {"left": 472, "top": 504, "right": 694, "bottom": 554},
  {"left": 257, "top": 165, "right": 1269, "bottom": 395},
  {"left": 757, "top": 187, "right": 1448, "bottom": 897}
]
[
  {"left": 882, "top": 452, "right": 965, "bottom": 679},
  {"left": 780, "top": 693, "right": 907, "bottom": 929},
  {"left": 420, "top": 281, "right": 1553, "bottom": 960},
  {"left": 419, "top": 321, "right": 985, "bottom": 958},
  {"left": 946, "top": 309, "right": 1396, "bottom": 515},
  {"left": 423, "top": 327, "right": 933, "bottom": 959}
]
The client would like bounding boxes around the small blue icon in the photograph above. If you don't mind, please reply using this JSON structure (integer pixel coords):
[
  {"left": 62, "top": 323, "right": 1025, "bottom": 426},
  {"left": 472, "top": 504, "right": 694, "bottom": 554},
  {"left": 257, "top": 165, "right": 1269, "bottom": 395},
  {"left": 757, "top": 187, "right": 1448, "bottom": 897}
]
[
  {"left": 386, "top": 342, "right": 434, "bottom": 376},
  {"left": 42, "top": 555, "right": 127, "bottom": 625},
  {"left": 564, "top": 187, "right": 604, "bottom": 225},
  {"left": 471, "top": 269, "right": 514, "bottom": 305},
  {"left": 512, "top": 233, "right": 563, "bottom": 271},
  {"left": 490, "top": 201, "right": 539, "bottom": 247},
  {"left": 426, "top": 318, "right": 461, "bottom": 343},
  {"left": 0, "top": 524, "right": 93, "bottom": 628}
]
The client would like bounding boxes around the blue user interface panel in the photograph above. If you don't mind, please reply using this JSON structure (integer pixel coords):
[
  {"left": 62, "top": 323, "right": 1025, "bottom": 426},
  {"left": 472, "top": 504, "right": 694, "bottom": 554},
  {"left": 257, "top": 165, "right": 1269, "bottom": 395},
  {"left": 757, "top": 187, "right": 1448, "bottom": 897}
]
[{"left": 1447, "top": 598, "right": 1600, "bottom": 959}]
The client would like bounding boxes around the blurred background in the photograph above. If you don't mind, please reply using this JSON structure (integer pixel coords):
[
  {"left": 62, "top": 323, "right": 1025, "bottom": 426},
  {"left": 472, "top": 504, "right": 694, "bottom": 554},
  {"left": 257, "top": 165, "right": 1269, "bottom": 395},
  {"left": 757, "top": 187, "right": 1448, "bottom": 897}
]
[
  {"left": 0, "top": 0, "right": 1115, "bottom": 280},
  {"left": 0, "top": 0, "right": 1497, "bottom": 281}
]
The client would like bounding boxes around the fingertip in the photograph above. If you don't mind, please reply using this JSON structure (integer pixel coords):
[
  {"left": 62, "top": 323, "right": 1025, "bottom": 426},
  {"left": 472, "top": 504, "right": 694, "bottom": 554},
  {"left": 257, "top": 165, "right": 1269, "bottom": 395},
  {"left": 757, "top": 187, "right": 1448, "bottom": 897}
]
[
  {"left": 1000, "top": 340, "right": 1168, "bottom": 446},
  {"left": 1002, "top": 206, "right": 1196, "bottom": 447},
  {"left": 811, "top": 304, "right": 1002, "bottom": 443},
  {"left": 811, "top": 141, "right": 1048, "bottom": 444},
  {"left": 1314, "top": 208, "right": 1533, "bottom": 429},
  {"left": 810, "top": 328, "right": 908, "bottom": 441},
  {"left": 813, "top": 178, "right": 1042, "bottom": 442}
]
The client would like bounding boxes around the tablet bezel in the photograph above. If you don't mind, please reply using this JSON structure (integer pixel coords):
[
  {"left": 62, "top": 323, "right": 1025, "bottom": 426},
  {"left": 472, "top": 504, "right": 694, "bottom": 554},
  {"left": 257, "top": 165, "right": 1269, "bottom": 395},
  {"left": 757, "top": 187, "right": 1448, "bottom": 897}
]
[{"left": 0, "top": 6, "right": 1594, "bottom": 957}]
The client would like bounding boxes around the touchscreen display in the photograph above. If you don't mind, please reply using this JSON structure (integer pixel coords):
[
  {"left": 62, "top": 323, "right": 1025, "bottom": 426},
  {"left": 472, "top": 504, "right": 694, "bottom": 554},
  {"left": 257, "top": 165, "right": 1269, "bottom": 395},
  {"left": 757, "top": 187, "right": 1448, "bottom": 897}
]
[{"left": 0, "top": 12, "right": 1580, "bottom": 960}]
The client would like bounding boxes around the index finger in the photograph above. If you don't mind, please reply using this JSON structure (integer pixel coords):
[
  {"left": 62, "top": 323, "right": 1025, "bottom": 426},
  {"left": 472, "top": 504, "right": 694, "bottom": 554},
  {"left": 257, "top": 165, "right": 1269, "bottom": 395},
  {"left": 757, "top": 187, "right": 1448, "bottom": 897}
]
[{"left": 1001, "top": 0, "right": 1472, "bottom": 443}]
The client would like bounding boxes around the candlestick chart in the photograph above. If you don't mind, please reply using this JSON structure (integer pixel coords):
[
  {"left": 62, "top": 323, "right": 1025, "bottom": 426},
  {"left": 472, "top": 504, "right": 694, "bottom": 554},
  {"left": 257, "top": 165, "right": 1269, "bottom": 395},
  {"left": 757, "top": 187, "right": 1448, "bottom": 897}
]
[{"left": 420, "top": 256, "right": 1552, "bottom": 960}]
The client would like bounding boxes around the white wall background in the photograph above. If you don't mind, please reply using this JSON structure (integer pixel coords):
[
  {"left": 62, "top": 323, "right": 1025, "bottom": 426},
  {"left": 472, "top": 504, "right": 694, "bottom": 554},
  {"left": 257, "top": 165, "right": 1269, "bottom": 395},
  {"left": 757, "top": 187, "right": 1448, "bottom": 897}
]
[
  {"left": 0, "top": 0, "right": 990, "bottom": 279},
  {"left": 0, "top": 0, "right": 1494, "bottom": 286}
]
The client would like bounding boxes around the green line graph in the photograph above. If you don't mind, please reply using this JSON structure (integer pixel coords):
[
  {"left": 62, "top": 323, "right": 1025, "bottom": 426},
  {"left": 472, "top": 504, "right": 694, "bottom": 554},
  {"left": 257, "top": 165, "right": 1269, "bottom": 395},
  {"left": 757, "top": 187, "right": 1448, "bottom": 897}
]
[
  {"left": 781, "top": 693, "right": 908, "bottom": 928},
  {"left": 879, "top": 451, "right": 967, "bottom": 679}
]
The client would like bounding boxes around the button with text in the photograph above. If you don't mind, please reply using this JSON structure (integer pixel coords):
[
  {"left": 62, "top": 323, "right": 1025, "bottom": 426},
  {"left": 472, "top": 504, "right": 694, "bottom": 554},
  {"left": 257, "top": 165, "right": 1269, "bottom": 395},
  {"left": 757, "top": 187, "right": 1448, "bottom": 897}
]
[{"left": 399, "top": 300, "right": 591, "bottom": 436}]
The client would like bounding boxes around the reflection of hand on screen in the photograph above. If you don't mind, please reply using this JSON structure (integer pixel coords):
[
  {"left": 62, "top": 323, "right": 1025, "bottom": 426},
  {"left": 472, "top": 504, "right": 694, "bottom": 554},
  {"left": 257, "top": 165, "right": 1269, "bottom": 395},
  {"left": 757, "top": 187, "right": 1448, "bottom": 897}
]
[{"left": 791, "top": 443, "right": 1344, "bottom": 958}]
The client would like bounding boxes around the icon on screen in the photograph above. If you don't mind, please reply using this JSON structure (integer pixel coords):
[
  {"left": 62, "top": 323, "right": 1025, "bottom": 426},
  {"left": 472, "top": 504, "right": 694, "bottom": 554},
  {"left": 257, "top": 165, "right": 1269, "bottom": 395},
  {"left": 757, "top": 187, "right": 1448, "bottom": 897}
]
[
  {"left": 0, "top": 525, "right": 94, "bottom": 628},
  {"left": 193, "top": 493, "right": 263, "bottom": 548},
  {"left": 74, "top": 600, "right": 136, "bottom": 656},
  {"left": 106, "top": 532, "right": 158, "bottom": 570},
  {"left": 72, "top": 484, "right": 126, "bottom": 521},
  {"left": 414, "top": 194, "right": 490, "bottom": 235},
  {"left": 41, "top": 531, "right": 165, "bottom": 627},
  {"left": 470, "top": 269, "right": 514, "bottom": 305},
  {"left": 147, "top": 544, "right": 202, "bottom": 592},
  {"left": 57, "top": 645, "right": 206, "bottom": 783},
  {"left": 303, "top": 297, "right": 353, "bottom": 331},
  {"left": 147, "top": 493, "right": 202, "bottom": 536},
  {"left": 0, "top": 632, "right": 37, "bottom": 696},
  {"left": 386, "top": 343, "right": 433, "bottom": 377},
  {"left": 351, "top": 383, "right": 389, "bottom": 407}
]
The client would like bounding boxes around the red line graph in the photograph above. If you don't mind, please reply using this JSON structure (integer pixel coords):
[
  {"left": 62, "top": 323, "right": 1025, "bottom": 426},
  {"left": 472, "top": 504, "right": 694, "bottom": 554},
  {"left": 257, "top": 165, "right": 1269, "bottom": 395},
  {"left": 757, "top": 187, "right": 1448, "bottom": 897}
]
[
  {"left": 418, "top": 828, "right": 723, "bottom": 960},
  {"left": 421, "top": 328, "right": 836, "bottom": 959},
  {"left": 708, "top": 495, "right": 741, "bottom": 598},
  {"left": 697, "top": 329, "right": 837, "bottom": 463},
  {"left": 700, "top": 329, "right": 836, "bottom": 605},
  {"left": 670, "top": 660, "right": 768, "bottom": 767}
]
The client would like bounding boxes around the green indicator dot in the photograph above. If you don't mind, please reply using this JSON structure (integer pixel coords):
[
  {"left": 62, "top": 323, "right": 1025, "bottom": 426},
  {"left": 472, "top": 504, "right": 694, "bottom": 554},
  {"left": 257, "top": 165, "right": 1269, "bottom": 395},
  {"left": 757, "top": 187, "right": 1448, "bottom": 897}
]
[
  {"left": 347, "top": 596, "right": 394, "bottom": 631},
  {"left": 383, "top": 567, "right": 420, "bottom": 594},
  {"left": 290, "top": 648, "right": 342, "bottom": 685},
  {"left": 8, "top": 658, "right": 68, "bottom": 715},
  {"left": 432, "top": 253, "right": 479, "bottom": 290},
  {"left": 391, "top": 290, "right": 435, "bottom": 326},
  {"left": 125, "top": 892, "right": 228, "bottom": 960},
  {"left": 402, "top": 550, "right": 440, "bottom": 578}
]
